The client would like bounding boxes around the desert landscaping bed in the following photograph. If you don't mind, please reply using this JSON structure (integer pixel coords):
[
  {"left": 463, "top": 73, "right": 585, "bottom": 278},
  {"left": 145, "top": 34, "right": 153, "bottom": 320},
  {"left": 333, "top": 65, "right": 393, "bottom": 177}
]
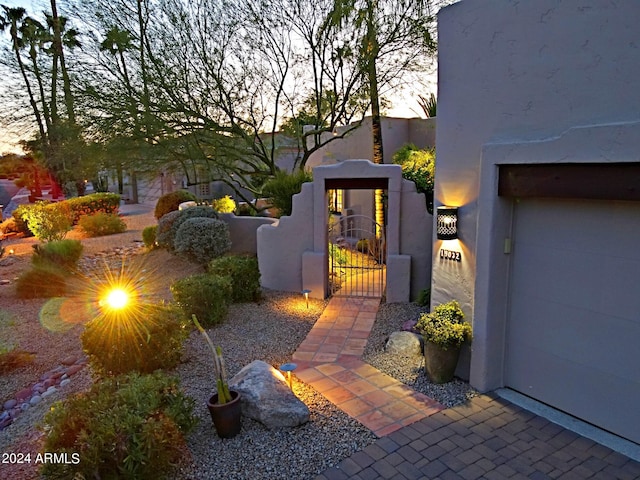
[{"left": 0, "top": 214, "right": 476, "bottom": 479}]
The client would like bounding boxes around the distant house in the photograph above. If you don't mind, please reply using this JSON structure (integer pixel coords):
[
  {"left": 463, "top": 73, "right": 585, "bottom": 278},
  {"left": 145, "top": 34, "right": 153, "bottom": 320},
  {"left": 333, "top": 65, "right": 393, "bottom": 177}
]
[{"left": 434, "top": 0, "right": 640, "bottom": 445}]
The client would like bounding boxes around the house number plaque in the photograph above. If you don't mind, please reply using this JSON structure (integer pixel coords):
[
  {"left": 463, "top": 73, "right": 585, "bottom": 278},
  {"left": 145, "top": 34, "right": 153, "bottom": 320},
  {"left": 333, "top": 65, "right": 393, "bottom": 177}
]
[{"left": 440, "top": 249, "right": 462, "bottom": 262}]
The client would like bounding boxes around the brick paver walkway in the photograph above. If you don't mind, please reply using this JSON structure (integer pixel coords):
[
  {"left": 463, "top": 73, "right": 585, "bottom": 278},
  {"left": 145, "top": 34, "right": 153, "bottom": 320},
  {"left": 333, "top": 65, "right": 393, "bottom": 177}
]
[
  {"left": 317, "top": 392, "right": 640, "bottom": 480},
  {"left": 295, "top": 296, "right": 640, "bottom": 479},
  {"left": 293, "top": 296, "right": 444, "bottom": 437}
]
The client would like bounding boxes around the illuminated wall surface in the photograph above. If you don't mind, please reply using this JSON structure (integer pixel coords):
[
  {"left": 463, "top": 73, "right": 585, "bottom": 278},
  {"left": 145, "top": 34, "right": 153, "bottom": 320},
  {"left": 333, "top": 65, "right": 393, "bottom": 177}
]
[{"left": 435, "top": 1, "right": 640, "bottom": 444}]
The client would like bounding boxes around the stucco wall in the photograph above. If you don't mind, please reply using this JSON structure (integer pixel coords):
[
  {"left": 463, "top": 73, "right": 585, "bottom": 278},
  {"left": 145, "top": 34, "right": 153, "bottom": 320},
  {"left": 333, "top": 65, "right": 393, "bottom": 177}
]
[
  {"left": 435, "top": 0, "right": 640, "bottom": 389},
  {"left": 219, "top": 214, "right": 277, "bottom": 255},
  {"left": 307, "top": 117, "right": 435, "bottom": 169},
  {"left": 257, "top": 183, "right": 315, "bottom": 293}
]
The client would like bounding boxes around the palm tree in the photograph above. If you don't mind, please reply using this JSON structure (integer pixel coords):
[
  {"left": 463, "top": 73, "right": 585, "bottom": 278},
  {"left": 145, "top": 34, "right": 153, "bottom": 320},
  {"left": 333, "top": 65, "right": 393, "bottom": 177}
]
[{"left": 0, "top": 7, "right": 48, "bottom": 148}]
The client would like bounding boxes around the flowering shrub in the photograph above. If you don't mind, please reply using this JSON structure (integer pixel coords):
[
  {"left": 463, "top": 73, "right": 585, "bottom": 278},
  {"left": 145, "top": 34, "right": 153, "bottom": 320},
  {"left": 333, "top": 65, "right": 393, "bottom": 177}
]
[
  {"left": 416, "top": 300, "right": 472, "bottom": 350},
  {"left": 171, "top": 273, "right": 232, "bottom": 326},
  {"left": 211, "top": 195, "right": 236, "bottom": 213},
  {"left": 154, "top": 190, "right": 198, "bottom": 219},
  {"left": 78, "top": 212, "right": 126, "bottom": 237},
  {"left": 42, "top": 371, "right": 196, "bottom": 480},
  {"left": 173, "top": 217, "right": 231, "bottom": 264},
  {"left": 65, "top": 193, "right": 121, "bottom": 224}
]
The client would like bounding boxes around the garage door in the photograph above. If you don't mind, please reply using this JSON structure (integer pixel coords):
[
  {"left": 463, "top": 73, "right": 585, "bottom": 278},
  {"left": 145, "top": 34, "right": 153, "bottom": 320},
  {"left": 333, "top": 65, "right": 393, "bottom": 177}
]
[{"left": 506, "top": 198, "right": 640, "bottom": 444}]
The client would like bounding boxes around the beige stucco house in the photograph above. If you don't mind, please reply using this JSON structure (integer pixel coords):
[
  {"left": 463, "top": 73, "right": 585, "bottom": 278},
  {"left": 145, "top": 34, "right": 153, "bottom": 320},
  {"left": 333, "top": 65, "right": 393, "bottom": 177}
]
[{"left": 434, "top": 0, "right": 640, "bottom": 445}]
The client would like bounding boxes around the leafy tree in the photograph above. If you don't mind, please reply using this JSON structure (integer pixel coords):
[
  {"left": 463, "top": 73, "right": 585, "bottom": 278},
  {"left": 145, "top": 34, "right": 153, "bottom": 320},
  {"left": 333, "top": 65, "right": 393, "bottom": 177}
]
[{"left": 393, "top": 143, "right": 435, "bottom": 213}]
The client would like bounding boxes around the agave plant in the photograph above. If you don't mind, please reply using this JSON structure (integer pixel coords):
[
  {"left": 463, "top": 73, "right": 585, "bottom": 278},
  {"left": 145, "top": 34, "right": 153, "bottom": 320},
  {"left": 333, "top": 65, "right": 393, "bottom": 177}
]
[{"left": 192, "top": 315, "right": 232, "bottom": 404}]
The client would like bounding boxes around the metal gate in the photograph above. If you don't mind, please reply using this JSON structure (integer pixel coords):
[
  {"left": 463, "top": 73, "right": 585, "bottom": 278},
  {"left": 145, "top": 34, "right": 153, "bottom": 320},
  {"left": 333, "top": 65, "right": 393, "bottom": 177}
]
[{"left": 328, "top": 215, "right": 386, "bottom": 297}]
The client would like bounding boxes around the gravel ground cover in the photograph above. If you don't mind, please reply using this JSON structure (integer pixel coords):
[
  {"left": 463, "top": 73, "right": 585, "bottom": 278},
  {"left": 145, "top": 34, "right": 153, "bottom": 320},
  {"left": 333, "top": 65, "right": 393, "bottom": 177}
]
[{"left": 363, "top": 301, "right": 478, "bottom": 408}]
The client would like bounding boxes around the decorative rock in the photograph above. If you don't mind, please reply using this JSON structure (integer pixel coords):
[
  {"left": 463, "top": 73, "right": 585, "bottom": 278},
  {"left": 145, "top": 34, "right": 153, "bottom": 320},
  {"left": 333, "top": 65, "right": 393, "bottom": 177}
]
[
  {"left": 60, "top": 378, "right": 71, "bottom": 387},
  {"left": 61, "top": 355, "right": 78, "bottom": 366},
  {"left": 0, "top": 417, "right": 12, "bottom": 429},
  {"left": 385, "top": 331, "right": 423, "bottom": 356},
  {"left": 30, "top": 395, "right": 42, "bottom": 405},
  {"left": 401, "top": 319, "right": 419, "bottom": 333},
  {"left": 229, "top": 360, "right": 309, "bottom": 429},
  {"left": 0, "top": 279, "right": 10, "bottom": 285},
  {"left": 0, "top": 256, "right": 17, "bottom": 266},
  {"left": 20, "top": 403, "right": 29, "bottom": 412},
  {"left": 15, "top": 388, "right": 32, "bottom": 401},
  {"left": 42, "top": 387, "right": 57, "bottom": 398},
  {"left": 43, "top": 378, "right": 56, "bottom": 389},
  {"left": 3, "top": 399, "right": 17, "bottom": 410},
  {"left": 65, "top": 364, "right": 83, "bottom": 376}
]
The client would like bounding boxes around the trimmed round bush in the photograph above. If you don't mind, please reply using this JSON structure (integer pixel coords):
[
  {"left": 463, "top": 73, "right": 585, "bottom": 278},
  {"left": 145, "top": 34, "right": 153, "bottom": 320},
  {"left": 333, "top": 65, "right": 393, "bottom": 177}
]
[
  {"left": 154, "top": 190, "right": 198, "bottom": 219},
  {"left": 32, "top": 239, "right": 83, "bottom": 271},
  {"left": 171, "top": 273, "right": 232, "bottom": 326},
  {"left": 208, "top": 255, "right": 261, "bottom": 302},
  {"left": 42, "top": 371, "right": 196, "bottom": 480},
  {"left": 169, "top": 206, "right": 218, "bottom": 247},
  {"left": 81, "top": 304, "right": 188, "bottom": 376},
  {"left": 174, "top": 217, "right": 231, "bottom": 264},
  {"left": 156, "top": 210, "right": 181, "bottom": 249}
]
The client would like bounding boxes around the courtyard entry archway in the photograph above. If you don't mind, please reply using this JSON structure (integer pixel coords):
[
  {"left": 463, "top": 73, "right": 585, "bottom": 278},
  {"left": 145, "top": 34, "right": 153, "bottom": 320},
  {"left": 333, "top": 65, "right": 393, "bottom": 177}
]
[{"left": 258, "top": 160, "right": 433, "bottom": 303}]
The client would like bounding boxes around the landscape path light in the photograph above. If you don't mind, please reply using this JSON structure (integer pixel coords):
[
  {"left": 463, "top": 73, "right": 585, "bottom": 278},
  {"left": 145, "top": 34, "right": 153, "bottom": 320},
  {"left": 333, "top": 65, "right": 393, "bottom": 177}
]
[
  {"left": 302, "top": 289, "right": 311, "bottom": 308},
  {"left": 278, "top": 363, "right": 297, "bottom": 389}
]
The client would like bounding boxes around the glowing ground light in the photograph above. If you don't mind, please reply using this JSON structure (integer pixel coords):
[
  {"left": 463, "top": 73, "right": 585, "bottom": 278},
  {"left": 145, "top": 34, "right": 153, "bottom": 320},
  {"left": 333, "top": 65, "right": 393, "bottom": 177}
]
[{"left": 104, "top": 288, "right": 130, "bottom": 310}]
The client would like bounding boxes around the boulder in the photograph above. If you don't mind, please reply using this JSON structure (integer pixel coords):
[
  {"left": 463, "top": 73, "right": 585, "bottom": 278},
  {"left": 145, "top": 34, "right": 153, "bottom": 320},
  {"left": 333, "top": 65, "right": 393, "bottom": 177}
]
[
  {"left": 229, "top": 360, "right": 309, "bottom": 429},
  {"left": 385, "top": 331, "right": 423, "bottom": 356}
]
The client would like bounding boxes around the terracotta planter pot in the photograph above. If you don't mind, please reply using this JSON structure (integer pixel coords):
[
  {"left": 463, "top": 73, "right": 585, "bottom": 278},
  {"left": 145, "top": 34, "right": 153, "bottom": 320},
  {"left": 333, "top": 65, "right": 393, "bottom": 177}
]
[
  {"left": 423, "top": 340, "right": 461, "bottom": 384},
  {"left": 207, "top": 390, "right": 242, "bottom": 438}
]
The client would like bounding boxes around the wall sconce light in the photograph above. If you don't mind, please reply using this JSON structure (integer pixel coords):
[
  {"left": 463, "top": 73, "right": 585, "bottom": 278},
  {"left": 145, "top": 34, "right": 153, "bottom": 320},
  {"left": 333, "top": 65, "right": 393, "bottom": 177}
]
[
  {"left": 278, "top": 363, "right": 297, "bottom": 389},
  {"left": 301, "top": 289, "right": 311, "bottom": 308},
  {"left": 437, "top": 206, "right": 458, "bottom": 240}
]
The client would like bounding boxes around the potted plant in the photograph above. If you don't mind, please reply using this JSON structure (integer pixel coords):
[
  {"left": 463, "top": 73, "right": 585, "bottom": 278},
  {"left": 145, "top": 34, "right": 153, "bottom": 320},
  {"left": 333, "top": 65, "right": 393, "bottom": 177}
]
[
  {"left": 416, "top": 300, "right": 472, "bottom": 384},
  {"left": 192, "top": 315, "right": 242, "bottom": 438}
]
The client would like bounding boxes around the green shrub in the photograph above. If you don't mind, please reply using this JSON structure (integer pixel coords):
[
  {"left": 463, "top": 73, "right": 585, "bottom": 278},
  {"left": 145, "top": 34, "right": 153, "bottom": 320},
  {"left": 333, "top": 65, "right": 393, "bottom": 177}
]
[
  {"left": 142, "top": 225, "right": 157, "bottom": 248},
  {"left": 417, "top": 288, "right": 431, "bottom": 307},
  {"left": 393, "top": 144, "right": 435, "bottom": 214},
  {"left": 78, "top": 212, "right": 127, "bottom": 237},
  {"left": 211, "top": 195, "right": 236, "bottom": 214},
  {"left": 41, "top": 371, "right": 196, "bottom": 480},
  {"left": 261, "top": 169, "right": 312, "bottom": 217},
  {"left": 32, "top": 239, "right": 83, "bottom": 271},
  {"left": 15, "top": 264, "right": 67, "bottom": 298},
  {"left": 208, "top": 255, "right": 261, "bottom": 302},
  {"left": 21, "top": 201, "right": 72, "bottom": 241},
  {"left": 82, "top": 304, "right": 188, "bottom": 376},
  {"left": 155, "top": 210, "right": 181, "bottom": 249},
  {"left": 171, "top": 273, "right": 232, "bottom": 326},
  {"left": 11, "top": 204, "right": 33, "bottom": 236},
  {"left": 169, "top": 205, "right": 218, "bottom": 249},
  {"left": 174, "top": 217, "right": 231, "bottom": 265},
  {"left": 154, "top": 190, "right": 198, "bottom": 220},
  {"left": 64, "top": 192, "right": 121, "bottom": 224}
]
